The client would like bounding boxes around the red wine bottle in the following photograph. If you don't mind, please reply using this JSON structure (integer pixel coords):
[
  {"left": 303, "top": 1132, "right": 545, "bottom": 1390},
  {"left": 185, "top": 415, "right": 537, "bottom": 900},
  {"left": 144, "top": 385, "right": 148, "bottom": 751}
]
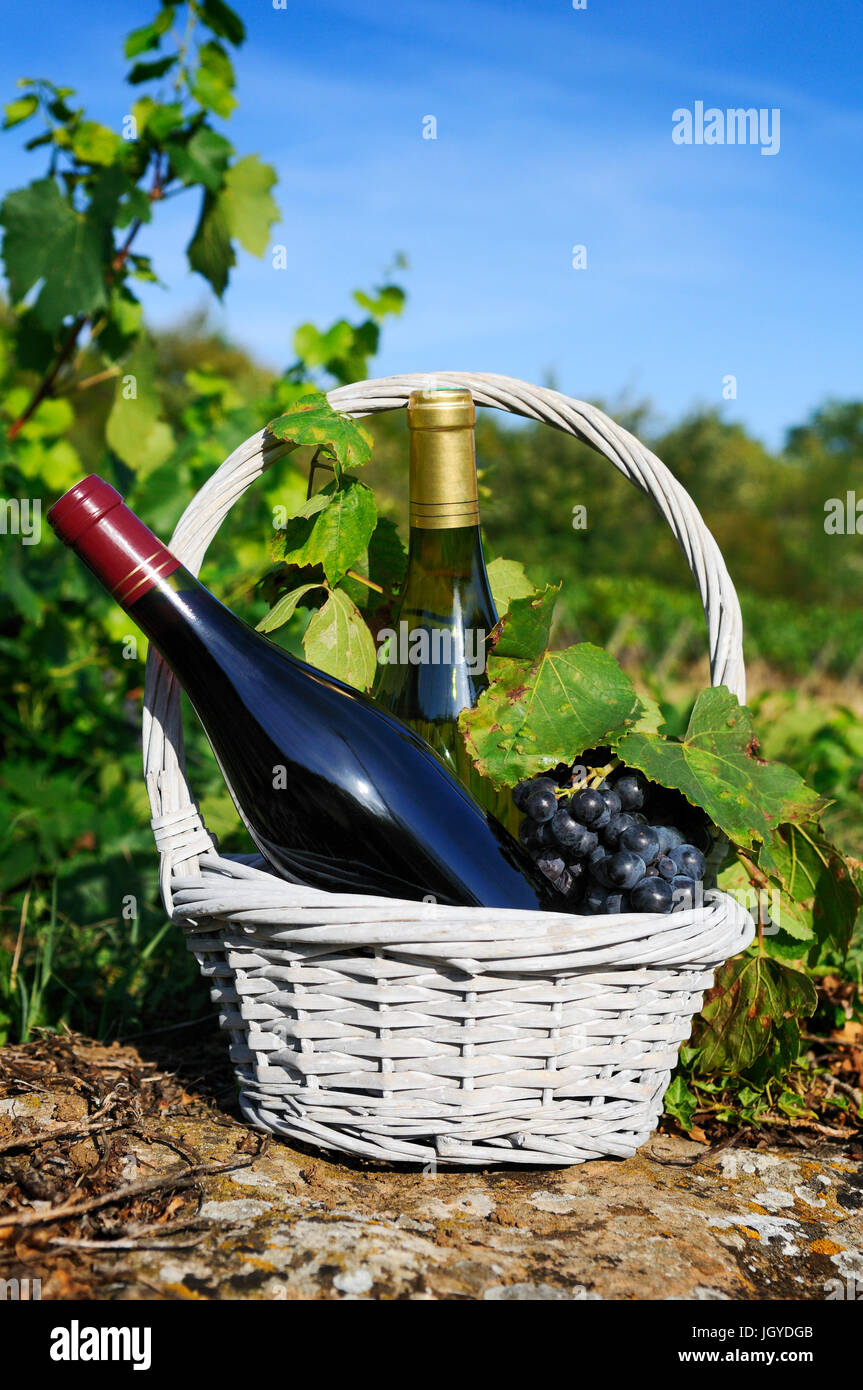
[{"left": 48, "top": 476, "right": 549, "bottom": 910}]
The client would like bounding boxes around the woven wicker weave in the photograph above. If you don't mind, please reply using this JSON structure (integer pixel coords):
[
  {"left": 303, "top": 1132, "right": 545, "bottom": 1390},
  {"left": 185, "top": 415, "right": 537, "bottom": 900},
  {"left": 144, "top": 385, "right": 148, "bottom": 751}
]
[{"left": 143, "top": 373, "right": 755, "bottom": 1167}]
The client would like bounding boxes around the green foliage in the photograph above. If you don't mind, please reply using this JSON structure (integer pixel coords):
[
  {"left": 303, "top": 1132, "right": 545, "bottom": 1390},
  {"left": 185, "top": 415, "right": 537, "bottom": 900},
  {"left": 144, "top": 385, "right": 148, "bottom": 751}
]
[
  {"left": 618, "top": 688, "right": 822, "bottom": 870},
  {"left": 0, "top": 1, "right": 279, "bottom": 447},
  {"left": 462, "top": 643, "right": 641, "bottom": 788},
  {"left": 267, "top": 391, "right": 374, "bottom": 476},
  {"left": 303, "top": 586, "right": 377, "bottom": 691},
  {"left": 0, "top": 178, "right": 107, "bottom": 327},
  {"left": 272, "top": 479, "right": 377, "bottom": 587},
  {"left": 694, "top": 956, "right": 817, "bottom": 1074}
]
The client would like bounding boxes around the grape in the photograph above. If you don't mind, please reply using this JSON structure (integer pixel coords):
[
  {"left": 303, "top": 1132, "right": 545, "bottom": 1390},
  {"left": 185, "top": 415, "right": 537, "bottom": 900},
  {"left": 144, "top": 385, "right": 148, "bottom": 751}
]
[
  {"left": 631, "top": 877, "right": 673, "bottom": 913},
  {"left": 567, "top": 859, "right": 587, "bottom": 889},
  {"left": 536, "top": 852, "right": 566, "bottom": 884},
  {"left": 670, "top": 874, "right": 699, "bottom": 911},
  {"left": 571, "top": 788, "right": 606, "bottom": 825},
  {"left": 513, "top": 779, "right": 533, "bottom": 810},
  {"left": 583, "top": 883, "right": 608, "bottom": 914},
  {"left": 655, "top": 825, "right": 685, "bottom": 855},
  {"left": 614, "top": 772, "right": 646, "bottom": 811},
  {"left": 551, "top": 806, "right": 586, "bottom": 847},
  {"left": 578, "top": 829, "right": 599, "bottom": 858},
  {"left": 606, "top": 850, "right": 646, "bottom": 890},
  {"left": 589, "top": 846, "right": 612, "bottom": 886},
  {"left": 518, "top": 818, "right": 542, "bottom": 849},
  {"left": 512, "top": 757, "right": 711, "bottom": 921},
  {"left": 524, "top": 780, "right": 558, "bottom": 823},
  {"left": 603, "top": 811, "right": 636, "bottom": 850},
  {"left": 669, "top": 844, "right": 706, "bottom": 880},
  {"left": 620, "top": 823, "right": 660, "bottom": 865}
]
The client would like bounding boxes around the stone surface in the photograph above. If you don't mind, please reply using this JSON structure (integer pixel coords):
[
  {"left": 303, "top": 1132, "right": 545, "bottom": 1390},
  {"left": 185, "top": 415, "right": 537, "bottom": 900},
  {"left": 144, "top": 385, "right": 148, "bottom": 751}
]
[{"left": 70, "top": 1119, "right": 863, "bottom": 1301}]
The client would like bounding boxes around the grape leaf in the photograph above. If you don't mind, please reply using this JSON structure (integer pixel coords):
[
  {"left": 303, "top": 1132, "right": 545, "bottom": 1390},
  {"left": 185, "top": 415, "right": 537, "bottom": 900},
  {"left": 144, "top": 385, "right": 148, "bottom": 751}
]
[
  {"left": 166, "top": 127, "right": 232, "bottom": 192},
  {"left": 266, "top": 391, "right": 373, "bottom": 474},
  {"left": 128, "top": 56, "right": 178, "bottom": 85},
  {"left": 629, "top": 693, "right": 665, "bottom": 735},
  {"left": 271, "top": 479, "right": 377, "bottom": 586},
  {"left": 256, "top": 582, "right": 323, "bottom": 635},
  {"left": 339, "top": 517, "right": 407, "bottom": 613},
  {"left": 717, "top": 856, "right": 813, "bottom": 947},
  {"left": 762, "top": 821, "right": 859, "bottom": 955},
  {"left": 71, "top": 121, "right": 122, "bottom": 165},
  {"left": 192, "top": 41, "right": 236, "bottom": 118},
  {"left": 221, "top": 155, "right": 278, "bottom": 255},
  {"left": 493, "top": 583, "right": 561, "bottom": 660},
  {"left": 663, "top": 1075, "right": 697, "bottom": 1131},
  {"left": 195, "top": 0, "right": 246, "bottom": 45},
  {"left": 616, "top": 687, "right": 823, "bottom": 869},
  {"left": 293, "top": 321, "right": 356, "bottom": 370},
  {"left": 487, "top": 557, "right": 536, "bottom": 616},
  {"left": 460, "top": 642, "right": 642, "bottom": 789},
  {"left": 368, "top": 516, "right": 407, "bottom": 592},
  {"left": 352, "top": 284, "right": 405, "bottom": 318},
  {"left": 3, "top": 96, "right": 39, "bottom": 129},
  {"left": 187, "top": 189, "right": 234, "bottom": 296},
  {"left": 0, "top": 178, "right": 107, "bottom": 328},
  {"left": 135, "top": 99, "right": 185, "bottom": 143},
  {"left": 303, "top": 587, "right": 377, "bottom": 691},
  {"left": 124, "top": 6, "right": 175, "bottom": 57},
  {"left": 13, "top": 309, "right": 57, "bottom": 373},
  {"left": 694, "top": 955, "right": 816, "bottom": 1073},
  {"left": 105, "top": 338, "right": 174, "bottom": 473}
]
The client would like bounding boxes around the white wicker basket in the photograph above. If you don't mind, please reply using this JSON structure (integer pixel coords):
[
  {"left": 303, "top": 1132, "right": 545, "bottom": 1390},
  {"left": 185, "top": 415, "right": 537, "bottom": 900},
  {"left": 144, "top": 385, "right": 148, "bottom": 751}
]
[{"left": 143, "top": 373, "right": 755, "bottom": 1167}]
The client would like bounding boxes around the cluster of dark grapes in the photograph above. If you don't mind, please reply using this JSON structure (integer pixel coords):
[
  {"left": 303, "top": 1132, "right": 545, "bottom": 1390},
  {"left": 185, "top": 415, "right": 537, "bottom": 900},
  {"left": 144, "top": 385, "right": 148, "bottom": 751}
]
[{"left": 514, "top": 755, "right": 709, "bottom": 916}]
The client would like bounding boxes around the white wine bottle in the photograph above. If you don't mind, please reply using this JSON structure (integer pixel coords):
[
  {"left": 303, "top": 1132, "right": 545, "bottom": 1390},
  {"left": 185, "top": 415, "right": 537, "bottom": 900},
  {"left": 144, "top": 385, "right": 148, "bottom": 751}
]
[{"left": 373, "top": 388, "right": 510, "bottom": 822}]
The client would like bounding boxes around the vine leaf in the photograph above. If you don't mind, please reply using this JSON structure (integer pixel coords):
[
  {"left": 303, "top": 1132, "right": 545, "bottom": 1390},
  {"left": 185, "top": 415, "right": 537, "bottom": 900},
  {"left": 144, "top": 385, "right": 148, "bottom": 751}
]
[
  {"left": 493, "top": 583, "right": 561, "bottom": 661},
  {"left": 0, "top": 178, "right": 107, "bottom": 329},
  {"left": 303, "top": 586, "right": 377, "bottom": 691},
  {"left": 487, "top": 557, "right": 536, "bottom": 616},
  {"left": 367, "top": 516, "right": 407, "bottom": 593},
  {"left": 256, "top": 582, "right": 323, "bottom": 635},
  {"left": 166, "top": 127, "right": 232, "bottom": 193},
  {"left": 717, "top": 856, "right": 814, "bottom": 949},
  {"left": 693, "top": 955, "right": 817, "bottom": 1073},
  {"left": 221, "top": 154, "right": 278, "bottom": 255},
  {"left": 663, "top": 1075, "right": 697, "bottom": 1132},
  {"left": 187, "top": 190, "right": 234, "bottom": 296},
  {"left": 267, "top": 391, "right": 373, "bottom": 476},
  {"left": 460, "top": 642, "right": 642, "bottom": 789},
  {"left": 615, "top": 687, "right": 823, "bottom": 868},
  {"left": 761, "top": 821, "right": 859, "bottom": 955},
  {"left": 271, "top": 478, "right": 377, "bottom": 586},
  {"left": 105, "top": 337, "right": 174, "bottom": 473}
]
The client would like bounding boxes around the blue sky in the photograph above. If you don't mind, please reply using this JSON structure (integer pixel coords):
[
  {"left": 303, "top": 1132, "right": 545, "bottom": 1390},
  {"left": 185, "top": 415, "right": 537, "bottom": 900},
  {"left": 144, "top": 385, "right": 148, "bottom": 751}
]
[{"left": 1, "top": 0, "right": 861, "bottom": 446}]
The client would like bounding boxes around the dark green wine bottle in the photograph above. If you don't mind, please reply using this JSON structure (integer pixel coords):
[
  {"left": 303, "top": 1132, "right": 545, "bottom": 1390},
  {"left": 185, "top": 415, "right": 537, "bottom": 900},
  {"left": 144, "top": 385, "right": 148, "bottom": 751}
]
[{"left": 373, "top": 388, "right": 511, "bottom": 823}]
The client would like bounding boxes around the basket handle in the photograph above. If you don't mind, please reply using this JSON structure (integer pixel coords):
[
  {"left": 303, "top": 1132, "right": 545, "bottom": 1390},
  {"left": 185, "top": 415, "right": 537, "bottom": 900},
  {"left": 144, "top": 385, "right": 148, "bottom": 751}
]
[{"left": 143, "top": 372, "right": 745, "bottom": 898}]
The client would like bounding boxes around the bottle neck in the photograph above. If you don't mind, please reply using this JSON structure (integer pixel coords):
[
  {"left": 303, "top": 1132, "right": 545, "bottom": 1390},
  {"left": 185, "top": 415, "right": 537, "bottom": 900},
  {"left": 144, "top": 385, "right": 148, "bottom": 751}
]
[
  {"left": 408, "top": 419, "right": 480, "bottom": 532},
  {"left": 50, "top": 487, "right": 182, "bottom": 610},
  {"left": 405, "top": 522, "right": 485, "bottom": 575}
]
